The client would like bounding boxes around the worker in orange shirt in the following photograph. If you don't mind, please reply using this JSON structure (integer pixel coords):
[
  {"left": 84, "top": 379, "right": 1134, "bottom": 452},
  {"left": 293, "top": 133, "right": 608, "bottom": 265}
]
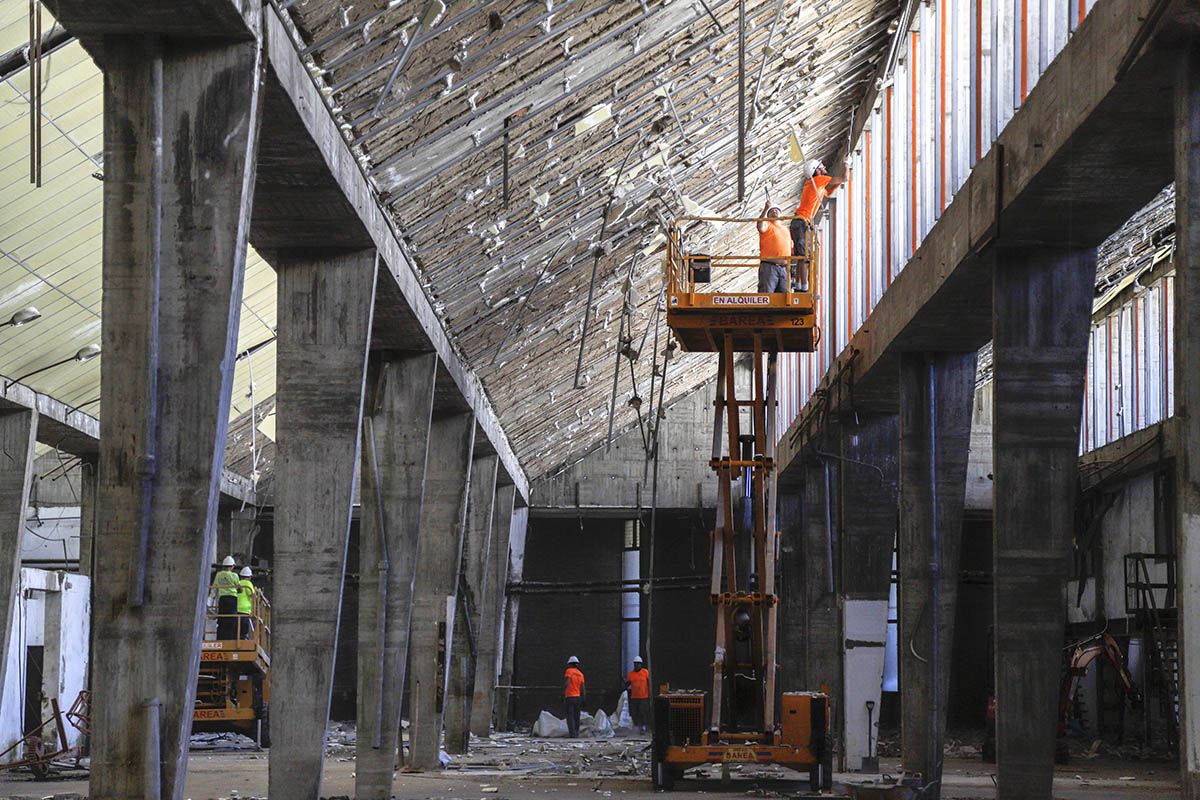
[
  {"left": 790, "top": 161, "right": 845, "bottom": 292},
  {"left": 563, "top": 655, "right": 586, "bottom": 738},
  {"left": 756, "top": 200, "right": 792, "bottom": 293},
  {"left": 624, "top": 656, "right": 650, "bottom": 734}
]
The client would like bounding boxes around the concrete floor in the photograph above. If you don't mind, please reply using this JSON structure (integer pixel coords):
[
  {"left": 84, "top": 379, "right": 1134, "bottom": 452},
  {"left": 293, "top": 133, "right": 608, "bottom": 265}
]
[{"left": 0, "top": 733, "right": 1180, "bottom": 799}]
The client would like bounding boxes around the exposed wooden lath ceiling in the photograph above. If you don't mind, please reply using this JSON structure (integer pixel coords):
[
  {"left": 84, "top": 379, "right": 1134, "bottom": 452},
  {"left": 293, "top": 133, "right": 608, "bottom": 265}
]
[{"left": 280, "top": 0, "right": 899, "bottom": 478}]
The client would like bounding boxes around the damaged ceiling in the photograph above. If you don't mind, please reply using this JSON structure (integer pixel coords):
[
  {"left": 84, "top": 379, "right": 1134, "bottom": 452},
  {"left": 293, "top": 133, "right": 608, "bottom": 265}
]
[{"left": 280, "top": 0, "right": 900, "bottom": 479}]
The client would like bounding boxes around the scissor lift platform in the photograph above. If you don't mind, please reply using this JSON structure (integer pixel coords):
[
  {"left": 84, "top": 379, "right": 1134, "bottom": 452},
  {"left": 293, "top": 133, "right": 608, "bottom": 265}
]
[{"left": 664, "top": 216, "right": 820, "bottom": 354}]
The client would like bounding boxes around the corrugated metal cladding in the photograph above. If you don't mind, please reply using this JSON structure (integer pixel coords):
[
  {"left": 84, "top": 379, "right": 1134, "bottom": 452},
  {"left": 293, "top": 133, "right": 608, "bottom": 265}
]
[
  {"left": 1083, "top": 273, "right": 1174, "bottom": 453},
  {"left": 776, "top": 0, "right": 1128, "bottom": 438}
]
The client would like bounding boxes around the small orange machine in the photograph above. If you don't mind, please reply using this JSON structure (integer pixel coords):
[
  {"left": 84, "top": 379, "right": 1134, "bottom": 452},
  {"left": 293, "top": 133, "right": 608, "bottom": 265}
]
[
  {"left": 654, "top": 217, "right": 831, "bottom": 790},
  {"left": 193, "top": 588, "right": 272, "bottom": 746}
]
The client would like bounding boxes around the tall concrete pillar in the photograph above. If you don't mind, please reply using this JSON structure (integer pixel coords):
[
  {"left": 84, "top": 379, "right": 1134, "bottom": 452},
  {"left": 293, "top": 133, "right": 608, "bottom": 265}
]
[
  {"left": 444, "top": 454, "right": 499, "bottom": 754},
  {"left": 471, "top": 483, "right": 517, "bottom": 737},
  {"left": 270, "top": 249, "right": 377, "bottom": 800},
  {"left": 494, "top": 504, "right": 529, "bottom": 731},
  {"left": 897, "top": 352, "right": 976, "bottom": 799},
  {"left": 797, "top": 458, "right": 841, "bottom": 718},
  {"left": 408, "top": 411, "right": 475, "bottom": 769},
  {"left": 77, "top": 459, "right": 97, "bottom": 577},
  {"left": 87, "top": 31, "right": 262, "bottom": 800},
  {"left": 0, "top": 409, "right": 37, "bottom": 707},
  {"left": 992, "top": 247, "right": 1094, "bottom": 799},
  {"left": 839, "top": 414, "right": 898, "bottom": 771},
  {"left": 355, "top": 352, "right": 437, "bottom": 799},
  {"left": 777, "top": 482, "right": 805, "bottom": 693},
  {"left": 1175, "top": 44, "right": 1200, "bottom": 798}
]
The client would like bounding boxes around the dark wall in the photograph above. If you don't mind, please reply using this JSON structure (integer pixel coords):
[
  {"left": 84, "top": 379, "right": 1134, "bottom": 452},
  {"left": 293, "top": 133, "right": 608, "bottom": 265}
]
[
  {"left": 947, "top": 513, "right": 993, "bottom": 729},
  {"left": 646, "top": 511, "right": 715, "bottom": 695},
  {"left": 513, "top": 518, "right": 624, "bottom": 722}
]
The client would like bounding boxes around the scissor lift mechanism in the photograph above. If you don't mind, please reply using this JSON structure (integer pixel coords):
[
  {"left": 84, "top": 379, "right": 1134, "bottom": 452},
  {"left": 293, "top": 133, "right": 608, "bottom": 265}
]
[{"left": 653, "top": 217, "right": 832, "bottom": 790}]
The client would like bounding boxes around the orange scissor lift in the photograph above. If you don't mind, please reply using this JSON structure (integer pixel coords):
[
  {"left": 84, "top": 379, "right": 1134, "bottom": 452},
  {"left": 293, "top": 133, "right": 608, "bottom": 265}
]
[
  {"left": 653, "top": 217, "right": 832, "bottom": 791},
  {"left": 193, "top": 591, "right": 272, "bottom": 747}
]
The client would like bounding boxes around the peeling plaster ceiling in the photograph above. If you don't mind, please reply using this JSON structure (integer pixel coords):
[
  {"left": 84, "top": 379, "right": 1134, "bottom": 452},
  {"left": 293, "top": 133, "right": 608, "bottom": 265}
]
[{"left": 281, "top": 0, "right": 899, "bottom": 479}]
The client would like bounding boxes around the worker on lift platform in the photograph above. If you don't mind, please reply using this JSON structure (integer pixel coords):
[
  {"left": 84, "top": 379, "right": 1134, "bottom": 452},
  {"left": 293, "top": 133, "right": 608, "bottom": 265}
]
[
  {"left": 211, "top": 556, "right": 240, "bottom": 640},
  {"left": 790, "top": 160, "right": 845, "bottom": 292},
  {"left": 237, "top": 566, "right": 257, "bottom": 640},
  {"left": 755, "top": 200, "right": 792, "bottom": 293}
]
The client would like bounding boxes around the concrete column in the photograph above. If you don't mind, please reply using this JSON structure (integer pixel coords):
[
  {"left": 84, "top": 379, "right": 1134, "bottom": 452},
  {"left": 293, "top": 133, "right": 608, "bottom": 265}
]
[
  {"left": 0, "top": 409, "right": 37, "bottom": 707},
  {"left": 444, "top": 454, "right": 499, "bottom": 754},
  {"left": 897, "top": 352, "right": 976, "bottom": 798},
  {"left": 777, "top": 482, "right": 805, "bottom": 693},
  {"left": 1176, "top": 44, "right": 1200, "bottom": 798},
  {"left": 839, "top": 414, "right": 898, "bottom": 772},
  {"left": 471, "top": 483, "right": 516, "bottom": 737},
  {"left": 992, "top": 247, "right": 1094, "bottom": 799},
  {"left": 408, "top": 411, "right": 475, "bottom": 769},
  {"left": 77, "top": 459, "right": 97, "bottom": 577},
  {"left": 780, "top": 456, "right": 844, "bottom": 767},
  {"left": 89, "top": 33, "right": 262, "bottom": 800},
  {"left": 270, "top": 249, "right": 377, "bottom": 800},
  {"left": 356, "top": 352, "right": 437, "bottom": 800},
  {"left": 494, "top": 504, "right": 529, "bottom": 731}
]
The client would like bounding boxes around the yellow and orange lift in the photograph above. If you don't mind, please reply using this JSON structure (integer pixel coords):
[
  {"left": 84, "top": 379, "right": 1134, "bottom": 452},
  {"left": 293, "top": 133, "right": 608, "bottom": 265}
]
[
  {"left": 654, "top": 216, "right": 831, "bottom": 791},
  {"left": 194, "top": 591, "right": 272, "bottom": 746}
]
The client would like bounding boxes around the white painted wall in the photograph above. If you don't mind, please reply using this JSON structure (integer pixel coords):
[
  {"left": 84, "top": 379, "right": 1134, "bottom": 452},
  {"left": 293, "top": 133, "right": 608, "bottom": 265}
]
[
  {"left": 842, "top": 599, "right": 888, "bottom": 771},
  {"left": 0, "top": 569, "right": 90, "bottom": 763}
]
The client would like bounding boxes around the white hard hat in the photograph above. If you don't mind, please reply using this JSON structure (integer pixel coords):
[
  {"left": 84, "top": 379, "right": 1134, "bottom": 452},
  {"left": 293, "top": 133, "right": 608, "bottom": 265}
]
[
  {"left": 567, "top": 655, "right": 580, "bottom": 664},
  {"left": 240, "top": 567, "right": 253, "bottom": 578},
  {"left": 811, "top": 159, "right": 826, "bottom": 174},
  {"left": 633, "top": 656, "right": 643, "bottom": 663},
  {"left": 221, "top": 556, "right": 236, "bottom": 567}
]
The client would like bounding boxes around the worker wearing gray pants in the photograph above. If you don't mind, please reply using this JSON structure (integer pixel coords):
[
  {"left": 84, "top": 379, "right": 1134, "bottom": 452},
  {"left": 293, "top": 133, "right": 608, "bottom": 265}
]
[{"left": 563, "top": 655, "right": 586, "bottom": 738}]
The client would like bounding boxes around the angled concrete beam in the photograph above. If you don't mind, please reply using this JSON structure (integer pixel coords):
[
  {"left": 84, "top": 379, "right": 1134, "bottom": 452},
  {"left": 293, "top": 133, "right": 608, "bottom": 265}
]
[
  {"left": 471, "top": 483, "right": 517, "bottom": 737},
  {"left": 85, "top": 31, "right": 262, "bottom": 800},
  {"left": 0, "top": 409, "right": 37, "bottom": 710},
  {"left": 494, "top": 504, "right": 529, "bottom": 732},
  {"left": 261, "top": 8, "right": 527, "bottom": 502},
  {"left": 992, "top": 247, "right": 1094, "bottom": 800},
  {"left": 43, "top": 0, "right": 258, "bottom": 39},
  {"left": 1175, "top": 43, "right": 1200, "bottom": 798},
  {"left": 445, "top": 454, "right": 500, "bottom": 754},
  {"left": 270, "top": 249, "right": 377, "bottom": 800},
  {"left": 408, "top": 411, "right": 475, "bottom": 769},
  {"left": 898, "top": 352, "right": 976, "bottom": 800},
  {"left": 356, "top": 352, "right": 438, "bottom": 800}
]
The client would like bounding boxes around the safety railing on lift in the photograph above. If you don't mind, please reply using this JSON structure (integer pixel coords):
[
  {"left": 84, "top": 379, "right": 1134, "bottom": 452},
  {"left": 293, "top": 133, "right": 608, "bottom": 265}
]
[{"left": 665, "top": 215, "right": 822, "bottom": 307}]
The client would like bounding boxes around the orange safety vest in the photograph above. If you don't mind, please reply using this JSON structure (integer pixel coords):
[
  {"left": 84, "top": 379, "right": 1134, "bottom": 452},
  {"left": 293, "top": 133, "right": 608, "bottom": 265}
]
[
  {"left": 796, "top": 174, "right": 836, "bottom": 223},
  {"left": 627, "top": 668, "right": 650, "bottom": 700},
  {"left": 564, "top": 667, "right": 585, "bottom": 698},
  {"left": 758, "top": 220, "right": 792, "bottom": 259}
]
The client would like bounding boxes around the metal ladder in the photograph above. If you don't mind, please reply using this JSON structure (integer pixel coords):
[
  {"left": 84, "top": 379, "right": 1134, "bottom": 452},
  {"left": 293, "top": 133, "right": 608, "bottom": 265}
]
[{"left": 1124, "top": 552, "right": 1179, "bottom": 751}]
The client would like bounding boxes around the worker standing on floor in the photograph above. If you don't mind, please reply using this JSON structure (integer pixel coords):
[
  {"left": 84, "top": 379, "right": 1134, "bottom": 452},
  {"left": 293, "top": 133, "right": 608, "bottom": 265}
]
[
  {"left": 625, "top": 656, "right": 650, "bottom": 734},
  {"left": 211, "top": 556, "right": 241, "bottom": 640},
  {"left": 563, "top": 655, "right": 586, "bottom": 738},
  {"left": 756, "top": 199, "right": 792, "bottom": 293},
  {"left": 237, "top": 566, "right": 257, "bottom": 640},
  {"left": 790, "top": 161, "right": 845, "bottom": 292}
]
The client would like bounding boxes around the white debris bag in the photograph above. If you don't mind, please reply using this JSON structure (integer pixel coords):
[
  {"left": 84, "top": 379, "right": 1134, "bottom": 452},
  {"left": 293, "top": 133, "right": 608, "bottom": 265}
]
[
  {"left": 533, "top": 710, "right": 569, "bottom": 738},
  {"left": 612, "top": 690, "right": 635, "bottom": 732},
  {"left": 589, "top": 709, "right": 615, "bottom": 738}
]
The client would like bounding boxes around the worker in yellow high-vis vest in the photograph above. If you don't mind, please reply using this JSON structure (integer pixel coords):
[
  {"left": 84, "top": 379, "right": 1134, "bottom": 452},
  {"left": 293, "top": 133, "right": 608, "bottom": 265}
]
[
  {"left": 237, "top": 566, "right": 257, "bottom": 639},
  {"left": 211, "top": 556, "right": 240, "bottom": 640}
]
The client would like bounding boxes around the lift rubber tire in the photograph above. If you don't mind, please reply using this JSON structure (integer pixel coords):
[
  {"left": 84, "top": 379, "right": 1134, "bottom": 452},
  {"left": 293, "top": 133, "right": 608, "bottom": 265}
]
[
  {"left": 651, "top": 758, "right": 676, "bottom": 791},
  {"left": 259, "top": 705, "right": 271, "bottom": 749}
]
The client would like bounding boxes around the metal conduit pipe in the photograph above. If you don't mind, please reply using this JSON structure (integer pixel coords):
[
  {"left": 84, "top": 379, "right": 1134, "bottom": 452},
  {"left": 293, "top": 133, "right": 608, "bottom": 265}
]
[{"left": 927, "top": 354, "right": 942, "bottom": 792}]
